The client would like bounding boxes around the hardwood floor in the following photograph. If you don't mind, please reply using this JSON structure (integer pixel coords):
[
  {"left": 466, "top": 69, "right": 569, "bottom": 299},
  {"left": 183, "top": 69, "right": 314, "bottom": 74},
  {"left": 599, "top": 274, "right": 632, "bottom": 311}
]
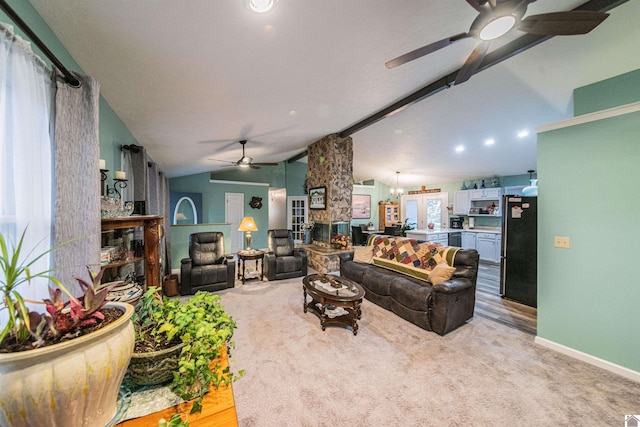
[{"left": 474, "top": 261, "right": 537, "bottom": 335}]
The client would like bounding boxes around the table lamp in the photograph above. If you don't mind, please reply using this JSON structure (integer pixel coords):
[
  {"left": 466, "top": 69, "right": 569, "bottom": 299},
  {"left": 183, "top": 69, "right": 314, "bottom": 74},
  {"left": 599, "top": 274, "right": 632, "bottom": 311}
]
[{"left": 238, "top": 216, "right": 258, "bottom": 251}]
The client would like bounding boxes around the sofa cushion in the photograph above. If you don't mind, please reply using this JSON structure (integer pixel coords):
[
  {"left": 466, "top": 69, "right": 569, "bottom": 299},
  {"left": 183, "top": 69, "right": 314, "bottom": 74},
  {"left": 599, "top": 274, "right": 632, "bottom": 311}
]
[
  {"left": 362, "top": 267, "right": 398, "bottom": 297},
  {"left": 428, "top": 263, "right": 456, "bottom": 285},
  {"left": 353, "top": 246, "right": 374, "bottom": 264},
  {"left": 389, "top": 276, "right": 433, "bottom": 312},
  {"left": 341, "top": 260, "right": 369, "bottom": 284}
]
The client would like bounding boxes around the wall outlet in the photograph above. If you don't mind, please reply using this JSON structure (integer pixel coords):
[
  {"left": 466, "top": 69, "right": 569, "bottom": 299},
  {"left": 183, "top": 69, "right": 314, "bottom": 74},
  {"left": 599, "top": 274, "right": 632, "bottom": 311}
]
[{"left": 554, "top": 236, "right": 570, "bottom": 249}]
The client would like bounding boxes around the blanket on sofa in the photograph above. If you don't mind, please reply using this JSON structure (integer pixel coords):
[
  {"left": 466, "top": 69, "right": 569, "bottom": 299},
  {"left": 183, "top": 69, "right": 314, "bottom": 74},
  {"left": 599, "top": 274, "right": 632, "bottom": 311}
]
[{"left": 370, "top": 236, "right": 459, "bottom": 283}]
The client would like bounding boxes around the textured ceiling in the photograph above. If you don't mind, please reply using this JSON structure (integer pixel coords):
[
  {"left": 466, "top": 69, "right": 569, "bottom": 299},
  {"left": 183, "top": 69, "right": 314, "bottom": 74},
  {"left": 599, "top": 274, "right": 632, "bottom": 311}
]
[{"left": 27, "top": 0, "right": 640, "bottom": 187}]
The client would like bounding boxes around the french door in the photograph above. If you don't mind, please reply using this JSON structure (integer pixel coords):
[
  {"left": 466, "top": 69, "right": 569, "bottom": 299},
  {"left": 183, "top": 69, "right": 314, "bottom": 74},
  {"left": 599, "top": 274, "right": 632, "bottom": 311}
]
[{"left": 287, "top": 196, "right": 308, "bottom": 242}]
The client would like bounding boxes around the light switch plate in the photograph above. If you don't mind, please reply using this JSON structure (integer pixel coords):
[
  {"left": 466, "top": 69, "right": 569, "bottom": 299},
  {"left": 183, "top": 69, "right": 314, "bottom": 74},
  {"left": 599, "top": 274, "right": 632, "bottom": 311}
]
[{"left": 554, "top": 236, "right": 570, "bottom": 249}]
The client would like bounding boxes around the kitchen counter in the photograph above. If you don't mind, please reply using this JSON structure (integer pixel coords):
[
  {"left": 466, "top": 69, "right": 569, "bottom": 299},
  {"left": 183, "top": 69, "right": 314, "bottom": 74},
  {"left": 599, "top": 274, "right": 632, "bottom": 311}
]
[{"left": 406, "top": 227, "right": 501, "bottom": 236}]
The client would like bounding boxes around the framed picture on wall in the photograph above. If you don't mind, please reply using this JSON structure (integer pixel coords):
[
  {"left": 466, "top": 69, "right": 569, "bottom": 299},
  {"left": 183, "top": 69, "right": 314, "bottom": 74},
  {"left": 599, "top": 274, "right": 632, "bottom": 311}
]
[
  {"left": 309, "top": 186, "right": 326, "bottom": 210},
  {"left": 352, "top": 194, "right": 371, "bottom": 219}
]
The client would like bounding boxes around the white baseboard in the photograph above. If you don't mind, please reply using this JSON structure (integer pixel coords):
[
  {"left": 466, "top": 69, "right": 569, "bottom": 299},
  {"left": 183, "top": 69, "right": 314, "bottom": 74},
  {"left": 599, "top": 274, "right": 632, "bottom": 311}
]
[{"left": 535, "top": 336, "right": 640, "bottom": 383}]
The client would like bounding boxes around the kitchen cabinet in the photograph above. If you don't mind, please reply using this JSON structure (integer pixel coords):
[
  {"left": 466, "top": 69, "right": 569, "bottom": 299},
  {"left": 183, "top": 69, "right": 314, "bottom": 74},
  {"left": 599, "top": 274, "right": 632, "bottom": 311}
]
[
  {"left": 470, "top": 188, "right": 501, "bottom": 200},
  {"left": 405, "top": 231, "right": 449, "bottom": 246},
  {"left": 477, "top": 232, "right": 499, "bottom": 263},
  {"left": 101, "top": 215, "right": 163, "bottom": 291},
  {"left": 462, "top": 232, "right": 476, "bottom": 250},
  {"left": 469, "top": 187, "right": 502, "bottom": 217},
  {"left": 431, "top": 232, "right": 449, "bottom": 246},
  {"left": 378, "top": 203, "right": 400, "bottom": 230},
  {"left": 496, "top": 235, "right": 503, "bottom": 264},
  {"left": 453, "top": 190, "right": 471, "bottom": 215}
]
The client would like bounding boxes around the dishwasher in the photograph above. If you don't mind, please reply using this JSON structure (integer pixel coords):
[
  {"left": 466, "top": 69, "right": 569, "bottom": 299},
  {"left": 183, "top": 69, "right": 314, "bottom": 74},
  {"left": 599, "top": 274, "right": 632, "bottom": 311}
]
[{"left": 448, "top": 232, "right": 462, "bottom": 247}]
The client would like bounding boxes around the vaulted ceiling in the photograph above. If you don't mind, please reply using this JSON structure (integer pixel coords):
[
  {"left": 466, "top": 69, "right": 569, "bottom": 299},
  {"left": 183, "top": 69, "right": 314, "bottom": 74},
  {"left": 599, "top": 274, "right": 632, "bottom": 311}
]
[{"left": 27, "top": 0, "right": 640, "bottom": 187}]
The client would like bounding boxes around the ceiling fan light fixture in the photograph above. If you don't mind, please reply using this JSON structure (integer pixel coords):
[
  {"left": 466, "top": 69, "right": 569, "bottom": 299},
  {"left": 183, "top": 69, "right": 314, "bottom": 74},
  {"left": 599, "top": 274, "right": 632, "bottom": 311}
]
[
  {"left": 245, "top": 0, "right": 278, "bottom": 13},
  {"left": 479, "top": 15, "right": 516, "bottom": 40}
]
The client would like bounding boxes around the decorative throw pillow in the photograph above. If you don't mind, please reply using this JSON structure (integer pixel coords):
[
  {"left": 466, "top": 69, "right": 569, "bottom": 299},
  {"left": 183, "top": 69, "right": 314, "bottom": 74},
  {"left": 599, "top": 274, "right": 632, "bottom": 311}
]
[
  {"left": 429, "top": 263, "right": 456, "bottom": 285},
  {"left": 353, "top": 246, "right": 374, "bottom": 264}
]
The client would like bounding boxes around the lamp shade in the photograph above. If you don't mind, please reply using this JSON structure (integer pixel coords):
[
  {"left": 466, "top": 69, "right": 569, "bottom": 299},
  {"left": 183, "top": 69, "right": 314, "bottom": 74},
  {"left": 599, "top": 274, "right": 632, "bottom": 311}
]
[{"left": 238, "top": 217, "right": 258, "bottom": 232}]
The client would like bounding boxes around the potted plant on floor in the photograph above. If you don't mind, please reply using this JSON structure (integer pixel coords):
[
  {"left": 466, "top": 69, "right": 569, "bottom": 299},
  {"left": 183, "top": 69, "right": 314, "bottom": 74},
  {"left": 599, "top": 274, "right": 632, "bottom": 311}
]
[
  {"left": 0, "top": 228, "right": 135, "bottom": 427},
  {"left": 126, "top": 287, "right": 242, "bottom": 414}
]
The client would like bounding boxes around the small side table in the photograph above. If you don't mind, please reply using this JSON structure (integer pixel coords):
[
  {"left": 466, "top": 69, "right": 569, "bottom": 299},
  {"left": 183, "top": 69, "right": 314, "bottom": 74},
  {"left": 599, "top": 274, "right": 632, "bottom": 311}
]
[{"left": 236, "top": 250, "right": 265, "bottom": 284}]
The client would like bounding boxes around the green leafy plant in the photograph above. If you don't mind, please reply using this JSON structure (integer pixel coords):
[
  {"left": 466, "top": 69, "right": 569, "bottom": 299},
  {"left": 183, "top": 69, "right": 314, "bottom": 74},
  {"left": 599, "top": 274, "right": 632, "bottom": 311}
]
[
  {"left": 0, "top": 228, "right": 120, "bottom": 351},
  {"left": 400, "top": 218, "right": 416, "bottom": 237},
  {"left": 158, "top": 413, "right": 189, "bottom": 427},
  {"left": 132, "top": 287, "right": 244, "bottom": 413}
]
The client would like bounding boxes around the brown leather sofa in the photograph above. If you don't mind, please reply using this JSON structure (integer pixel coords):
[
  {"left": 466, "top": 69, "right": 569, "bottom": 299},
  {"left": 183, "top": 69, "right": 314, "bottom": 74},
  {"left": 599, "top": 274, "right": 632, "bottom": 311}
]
[{"left": 339, "top": 249, "right": 479, "bottom": 335}]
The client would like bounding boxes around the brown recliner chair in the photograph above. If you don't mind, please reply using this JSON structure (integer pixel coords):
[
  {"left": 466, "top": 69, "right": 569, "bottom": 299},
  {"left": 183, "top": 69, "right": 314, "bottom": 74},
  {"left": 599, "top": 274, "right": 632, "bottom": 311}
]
[
  {"left": 180, "top": 232, "right": 235, "bottom": 295},
  {"left": 264, "top": 229, "right": 308, "bottom": 281}
]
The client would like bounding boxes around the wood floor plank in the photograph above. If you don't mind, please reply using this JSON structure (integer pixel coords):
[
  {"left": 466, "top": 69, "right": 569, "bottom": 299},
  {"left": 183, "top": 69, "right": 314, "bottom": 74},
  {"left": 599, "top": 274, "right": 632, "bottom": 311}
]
[{"left": 474, "top": 261, "right": 537, "bottom": 335}]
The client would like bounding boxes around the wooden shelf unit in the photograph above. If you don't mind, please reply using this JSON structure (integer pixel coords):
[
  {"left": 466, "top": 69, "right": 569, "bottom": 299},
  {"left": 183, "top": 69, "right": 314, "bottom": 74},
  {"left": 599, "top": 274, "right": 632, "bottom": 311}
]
[
  {"left": 378, "top": 203, "right": 400, "bottom": 230},
  {"left": 101, "top": 215, "right": 163, "bottom": 290}
]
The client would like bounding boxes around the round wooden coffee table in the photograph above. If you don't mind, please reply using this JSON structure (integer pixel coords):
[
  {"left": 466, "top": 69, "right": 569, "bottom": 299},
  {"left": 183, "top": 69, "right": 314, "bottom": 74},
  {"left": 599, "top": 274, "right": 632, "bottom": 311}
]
[{"left": 302, "top": 274, "right": 365, "bottom": 335}]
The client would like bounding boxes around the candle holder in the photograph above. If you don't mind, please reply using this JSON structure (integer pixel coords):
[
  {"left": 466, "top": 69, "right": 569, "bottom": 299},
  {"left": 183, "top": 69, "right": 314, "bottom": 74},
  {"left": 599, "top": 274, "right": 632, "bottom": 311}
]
[{"left": 100, "top": 168, "right": 128, "bottom": 199}]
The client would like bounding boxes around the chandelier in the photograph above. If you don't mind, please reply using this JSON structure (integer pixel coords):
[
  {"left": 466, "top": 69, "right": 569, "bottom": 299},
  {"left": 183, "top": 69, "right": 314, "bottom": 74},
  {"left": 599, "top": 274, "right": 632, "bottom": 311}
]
[{"left": 390, "top": 171, "right": 403, "bottom": 198}]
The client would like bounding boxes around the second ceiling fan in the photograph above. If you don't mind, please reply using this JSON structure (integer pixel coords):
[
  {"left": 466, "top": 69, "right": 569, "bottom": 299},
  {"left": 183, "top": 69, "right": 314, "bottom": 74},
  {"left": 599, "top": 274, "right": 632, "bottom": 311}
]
[
  {"left": 211, "top": 140, "right": 278, "bottom": 169},
  {"left": 385, "top": 0, "right": 609, "bottom": 84}
]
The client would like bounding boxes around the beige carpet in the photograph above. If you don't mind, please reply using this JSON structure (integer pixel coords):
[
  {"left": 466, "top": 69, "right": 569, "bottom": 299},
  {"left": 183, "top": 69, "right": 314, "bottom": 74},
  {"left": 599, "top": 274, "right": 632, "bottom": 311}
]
[{"left": 218, "top": 273, "right": 639, "bottom": 426}]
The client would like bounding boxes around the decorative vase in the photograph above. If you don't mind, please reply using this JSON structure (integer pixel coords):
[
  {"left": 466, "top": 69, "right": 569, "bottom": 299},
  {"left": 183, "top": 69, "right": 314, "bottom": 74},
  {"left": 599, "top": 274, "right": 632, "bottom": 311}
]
[
  {"left": 304, "top": 230, "right": 312, "bottom": 244},
  {"left": 0, "top": 302, "right": 135, "bottom": 427}
]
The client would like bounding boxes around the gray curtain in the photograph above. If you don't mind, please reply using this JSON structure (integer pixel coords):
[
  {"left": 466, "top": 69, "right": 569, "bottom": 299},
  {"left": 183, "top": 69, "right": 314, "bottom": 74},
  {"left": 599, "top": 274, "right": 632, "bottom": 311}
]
[
  {"left": 131, "top": 147, "right": 148, "bottom": 207},
  {"left": 159, "top": 172, "right": 171, "bottom": 275},
  {"left": 52, "top": 74, "right": 101, "bottom": 293},
  {"left": 129, "top": 150, "right": 172, "bottom": 276}
]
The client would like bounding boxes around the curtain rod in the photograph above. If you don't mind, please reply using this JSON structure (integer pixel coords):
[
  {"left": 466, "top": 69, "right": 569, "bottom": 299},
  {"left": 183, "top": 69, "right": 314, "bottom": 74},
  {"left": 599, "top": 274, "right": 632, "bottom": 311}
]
[{"left": 0, "top": 0, "right": 80, "bottom": 87}]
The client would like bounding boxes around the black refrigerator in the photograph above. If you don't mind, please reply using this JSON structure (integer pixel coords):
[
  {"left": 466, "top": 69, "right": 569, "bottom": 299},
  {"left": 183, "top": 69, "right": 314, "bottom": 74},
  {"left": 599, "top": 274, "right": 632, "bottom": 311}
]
[{"left": 500, "top": 196, "right": 537, "bottom": 307}]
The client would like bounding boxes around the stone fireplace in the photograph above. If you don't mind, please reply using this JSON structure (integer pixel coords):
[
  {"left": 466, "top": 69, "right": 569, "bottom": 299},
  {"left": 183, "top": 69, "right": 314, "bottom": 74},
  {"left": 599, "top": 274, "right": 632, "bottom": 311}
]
[
  {"left": 304, "top": 133, "right": 353, "bottom": 272},
  {"left": 311, "top": 221, "right": 350, "bottom": 248}
]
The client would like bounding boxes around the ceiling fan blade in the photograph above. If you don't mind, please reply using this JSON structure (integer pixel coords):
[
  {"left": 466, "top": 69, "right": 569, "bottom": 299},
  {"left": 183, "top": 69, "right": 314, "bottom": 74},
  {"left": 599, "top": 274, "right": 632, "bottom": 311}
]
[
  {"left": 518, "top": 11, "right": 609, "bottom": 36},
  {"left": 385, "top": 33, "right": 470, "bottom": 69},
  {"left": 250, "top": 164, "right": 261, "bottom": 169},
  {"left": 465, "top": 0, "right": 483, "bottom": 12},
  {"left": 454, "top": 41, "right": 490, "bottom": 85},
  {"left": 251, "top": 162, "right": 279, "bottom": 166},
  {"left": 208, "top": 158, "right": 237, "bottom": 164}
]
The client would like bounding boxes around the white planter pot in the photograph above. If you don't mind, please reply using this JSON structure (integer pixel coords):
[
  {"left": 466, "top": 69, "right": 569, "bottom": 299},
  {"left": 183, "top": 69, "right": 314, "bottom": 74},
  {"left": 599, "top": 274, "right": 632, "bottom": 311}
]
[{"left": 0, "top": 302, "right": 135, "bottom": 427}]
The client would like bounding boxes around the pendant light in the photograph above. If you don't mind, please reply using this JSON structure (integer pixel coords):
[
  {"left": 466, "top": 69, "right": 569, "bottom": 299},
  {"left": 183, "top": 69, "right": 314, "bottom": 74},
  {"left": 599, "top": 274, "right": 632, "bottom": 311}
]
[
  {"left": 390, "top": 171, "right": 403, "bottom": 198},
  {"left": 522, "top": 169, "right": 538, "bottom": 196}
]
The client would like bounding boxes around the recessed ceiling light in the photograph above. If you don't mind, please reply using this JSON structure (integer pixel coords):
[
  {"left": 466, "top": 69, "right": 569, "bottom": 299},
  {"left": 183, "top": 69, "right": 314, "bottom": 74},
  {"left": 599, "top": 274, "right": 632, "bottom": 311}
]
[
  {"left": 517, "top": 130, "right": 529, "bottom": 138},
  {"left": 246, "top": 0, "right": 278, "bottom": 13},
  {"left": 394, "top": 129, "right": 403, "bottom": 135},
  {"left": 455, "top": 145, "right": 464, "bottom": 153},
  {"left": 484, "top": 138, "right": 495, "bottom": 146},
  {"left": 289, "top": 110, "right": 297, "bottom": 117}
]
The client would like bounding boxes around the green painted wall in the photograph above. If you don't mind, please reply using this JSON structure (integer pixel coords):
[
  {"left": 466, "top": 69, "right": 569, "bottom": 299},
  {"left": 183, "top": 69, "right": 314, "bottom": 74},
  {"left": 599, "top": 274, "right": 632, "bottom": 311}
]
[
  {"left": 284, "top": 161, "right": 308, "bottom": 197},
  {"left": 537, "top": 110, "right": 640, "bottom": 372},
  {"left": 574, "top": 69, "right": 640, "bottom": 116},
  {"left": 170, "top": 172, "right": 270, "bottom": 250}
]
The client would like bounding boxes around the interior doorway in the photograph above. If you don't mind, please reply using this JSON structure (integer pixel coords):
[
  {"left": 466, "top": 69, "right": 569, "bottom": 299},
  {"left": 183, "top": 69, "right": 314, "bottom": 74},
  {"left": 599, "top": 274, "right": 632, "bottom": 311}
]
[
  {"left": 225, "top": 193, "right": 244, "bottom": 253},
  {"left": 268, "top": 187, "right": 287, "bottom": 231}
]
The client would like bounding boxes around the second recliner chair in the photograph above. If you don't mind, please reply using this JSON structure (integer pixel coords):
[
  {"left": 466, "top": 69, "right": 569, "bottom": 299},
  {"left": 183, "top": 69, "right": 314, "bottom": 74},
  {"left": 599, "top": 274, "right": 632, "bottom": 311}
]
[{"left": 264, "top": 229, "right": 308, "bottom": 281}]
